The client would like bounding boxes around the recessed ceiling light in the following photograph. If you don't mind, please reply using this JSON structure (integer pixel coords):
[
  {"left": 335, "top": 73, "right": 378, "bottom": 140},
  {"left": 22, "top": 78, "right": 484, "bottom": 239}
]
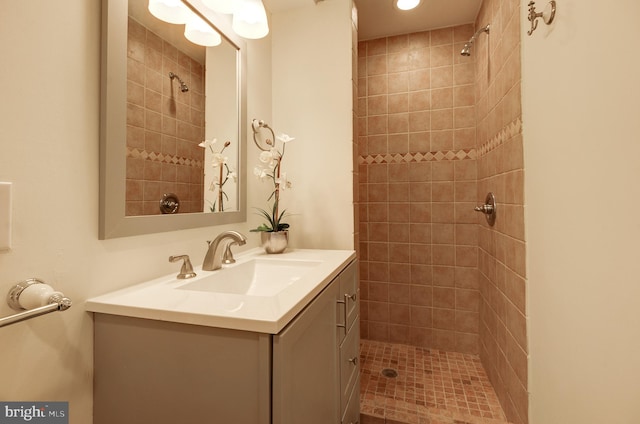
[{"left": 395, "top": 0, "right": 421, "bottom": 11}]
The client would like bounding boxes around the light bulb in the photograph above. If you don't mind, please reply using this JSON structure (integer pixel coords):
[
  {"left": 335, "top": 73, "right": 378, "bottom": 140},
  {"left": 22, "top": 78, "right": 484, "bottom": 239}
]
[
  {"left": 396, "top": 0, "right": 421, "bottom": 11},
  {"left": 185, "top": 14, "right": 222, "bottom": 46},
  {"left": 232, "top": 0, "right": 269, "bottom": 39},
  {"left": 148, "top": 0, "right": 191, "bottom": 24}
]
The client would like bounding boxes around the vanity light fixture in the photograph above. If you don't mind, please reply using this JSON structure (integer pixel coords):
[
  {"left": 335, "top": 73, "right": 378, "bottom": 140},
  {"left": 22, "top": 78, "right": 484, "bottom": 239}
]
[
  {"left": 184, "top": 13, "right": 222, "bottom": 46},
  {"left": 395, "top": 0, "right": 421, "bottom": 11},
  {"left": 148, "top": 0, "right": 191, "bottom": 24},
  {"left": 148, "top": 0, "right": 270, "bottom": 42},
  {"left": 232, "top": 0, "right": 270, "bottom": 39}
]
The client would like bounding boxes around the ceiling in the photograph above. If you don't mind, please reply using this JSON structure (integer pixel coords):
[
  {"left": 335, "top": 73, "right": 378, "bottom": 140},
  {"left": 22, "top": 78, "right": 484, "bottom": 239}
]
[{"left": 263, "top": 0, "right": 483, "bottom": 41}]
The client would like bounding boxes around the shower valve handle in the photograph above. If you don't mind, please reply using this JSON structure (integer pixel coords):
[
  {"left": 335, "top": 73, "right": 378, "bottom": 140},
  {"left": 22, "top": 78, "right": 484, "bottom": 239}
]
[
  {"left": 474, "top": 193, "right": 497, "bottom": 226},
  {"left": 474, "top": 204, "right": 494, "bottom": 214}
]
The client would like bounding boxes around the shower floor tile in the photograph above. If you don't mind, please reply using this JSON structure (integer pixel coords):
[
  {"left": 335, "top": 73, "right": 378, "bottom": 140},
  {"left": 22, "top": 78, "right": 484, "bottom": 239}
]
[{"left": 360, "top": 339, "right": 511, "bottom": 424}]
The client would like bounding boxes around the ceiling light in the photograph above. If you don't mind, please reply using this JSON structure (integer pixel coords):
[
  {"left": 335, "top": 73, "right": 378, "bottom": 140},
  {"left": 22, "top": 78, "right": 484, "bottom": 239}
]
[
  {"left": 232, "top": 0, "right": 269, "bottom": 39},
  {"left": 148, "top": 0, "right": 271, "bottom": 42},
  {"left": 185, "top": 14, "right": 222, "bottom": 46},
  {"left": 395, "top": 0, "right": 421, "bottom": 11},
  {"left": 148, "top": 0, "right": 191, "bottom": 24}
]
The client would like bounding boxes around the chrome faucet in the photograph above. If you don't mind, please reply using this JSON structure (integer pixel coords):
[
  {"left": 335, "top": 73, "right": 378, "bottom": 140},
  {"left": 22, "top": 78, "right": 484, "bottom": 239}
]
[{"left": 202, "top": 230, "right": 247, "bottom": 271}]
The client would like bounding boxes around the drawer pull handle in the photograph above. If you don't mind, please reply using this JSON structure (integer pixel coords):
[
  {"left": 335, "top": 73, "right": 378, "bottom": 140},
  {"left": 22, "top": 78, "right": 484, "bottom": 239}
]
[
  {"left": 348, "top": 356, "right": 358, "bottom": 365},
  {"left": 336, "top": 299, "right": 346, "bottom": 329},
  {"left": 337, "top": 291, "right": 357, "bottom": 330}
]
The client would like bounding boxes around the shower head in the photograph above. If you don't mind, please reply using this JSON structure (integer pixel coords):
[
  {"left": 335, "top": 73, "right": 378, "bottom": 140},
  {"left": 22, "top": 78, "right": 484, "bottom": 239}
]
[
  {"left": 169, "top": 72, "right": 189, "bottom": 93},
  {"left": 460, "top": 24, "right": 490, "bottom": 56}
]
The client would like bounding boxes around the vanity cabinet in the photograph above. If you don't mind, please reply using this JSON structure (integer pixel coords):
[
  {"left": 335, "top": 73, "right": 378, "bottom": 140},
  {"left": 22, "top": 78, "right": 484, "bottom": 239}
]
[
  {"left": 337, "top": 258, "right": 360, "bottom": 424},
  {"left": 93, "top": 259, "right": 359, "bottom": 424},
  {"left": 272, "top": 259, "right": 360, "bottom": 424}
]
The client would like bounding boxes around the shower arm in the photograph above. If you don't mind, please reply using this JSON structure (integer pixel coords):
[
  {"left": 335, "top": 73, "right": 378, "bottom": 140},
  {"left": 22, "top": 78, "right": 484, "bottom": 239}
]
[
  {"left": 169, "top": 72, "right": 182, "bottom": 83},
  {"left": 469, "top": 24, "right": 490, "bottom": 44},
  {"left": 169, "top": 72, "right": 189, "bottom": 92}
]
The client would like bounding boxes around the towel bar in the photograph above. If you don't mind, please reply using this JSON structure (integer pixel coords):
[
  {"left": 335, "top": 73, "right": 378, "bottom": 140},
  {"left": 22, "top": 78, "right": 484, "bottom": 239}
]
[{"left": 0, "top": 279, "right": 72, "bottom": 328}]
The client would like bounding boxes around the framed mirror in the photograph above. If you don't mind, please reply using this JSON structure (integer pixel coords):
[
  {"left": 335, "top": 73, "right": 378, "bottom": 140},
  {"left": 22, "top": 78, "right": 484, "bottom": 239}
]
[{"left": 100, "top": 0, "right": 247, "bottom": 239}]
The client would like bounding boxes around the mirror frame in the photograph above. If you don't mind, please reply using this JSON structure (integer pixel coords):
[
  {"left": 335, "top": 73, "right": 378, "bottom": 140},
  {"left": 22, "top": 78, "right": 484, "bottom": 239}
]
[{"left": 99, "top": 0, "right": 247, "bottom": 239}]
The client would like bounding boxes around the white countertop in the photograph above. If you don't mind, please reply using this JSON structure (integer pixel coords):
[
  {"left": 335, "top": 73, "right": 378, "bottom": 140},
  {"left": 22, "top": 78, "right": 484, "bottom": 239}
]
[{"left": 85, "top": 248, "right": 356, "bottom": 334}]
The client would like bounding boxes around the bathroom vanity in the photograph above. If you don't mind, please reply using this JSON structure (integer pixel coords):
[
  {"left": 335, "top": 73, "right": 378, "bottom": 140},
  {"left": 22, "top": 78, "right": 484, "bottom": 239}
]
[{"left": 87, "top": 249, "right": 359, "bottom": 424}]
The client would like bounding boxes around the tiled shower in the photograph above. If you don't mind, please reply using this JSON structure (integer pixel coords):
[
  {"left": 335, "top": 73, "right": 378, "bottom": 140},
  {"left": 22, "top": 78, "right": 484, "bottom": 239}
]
[{"left": 356, "top": 0, "right": 527, "bottom": 423}]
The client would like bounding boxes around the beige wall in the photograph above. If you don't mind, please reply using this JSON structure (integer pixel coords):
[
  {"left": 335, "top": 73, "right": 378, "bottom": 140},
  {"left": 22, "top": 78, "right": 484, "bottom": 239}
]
[
  {"left": 523, "top": 0, "right": 640, "bottom": 422},
  {"left": 270, "top": 0, "right": 355, "bottom": 251},
  {"left": 0, "top": 0, "right": 271, "bottom": 420}
]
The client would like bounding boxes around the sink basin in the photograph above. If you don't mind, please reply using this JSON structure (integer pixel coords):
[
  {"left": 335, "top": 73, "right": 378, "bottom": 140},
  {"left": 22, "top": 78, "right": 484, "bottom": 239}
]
[
  {"left": 86, "top": 248, "right": 356, "bottom": 333},
  {"left": 177, "top": 258, "right": 322, "bottom": 297}
]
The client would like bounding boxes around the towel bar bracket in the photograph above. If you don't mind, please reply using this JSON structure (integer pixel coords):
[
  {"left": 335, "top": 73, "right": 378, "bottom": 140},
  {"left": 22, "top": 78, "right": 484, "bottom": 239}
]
[{"left": 1, "top": 278, "right": 72, "bottom": 328}]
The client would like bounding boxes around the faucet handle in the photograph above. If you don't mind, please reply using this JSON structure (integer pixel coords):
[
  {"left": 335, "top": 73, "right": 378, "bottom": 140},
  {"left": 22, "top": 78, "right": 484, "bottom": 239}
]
[
  {"left": 168, "top": 255, "right": 197, "bottom": 279},
  {"left": 222, "top": 242, "right": 238, "bottom": 264}
]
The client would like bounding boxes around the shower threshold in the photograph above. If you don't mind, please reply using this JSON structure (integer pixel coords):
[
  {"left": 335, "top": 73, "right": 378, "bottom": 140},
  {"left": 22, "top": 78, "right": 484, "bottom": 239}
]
[{"left": 359, "top": 339, "right": 511, "bottom": 424}]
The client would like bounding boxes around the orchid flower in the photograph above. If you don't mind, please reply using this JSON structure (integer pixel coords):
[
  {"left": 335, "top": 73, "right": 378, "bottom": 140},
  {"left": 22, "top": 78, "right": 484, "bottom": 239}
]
[
  {"left": 259, "top": 150, "right": 274, "bottom": 164},
  {"left": 198, "top": 138, "right": 217, "bottom": 149},
  {"left": 276, "top": 133, "right": 294, "bottom": 143},
  {"left": 251, "top": 127, "right": 294, "bottom": 233},
  {"left": 200, "top": 138, "right": 233, "bottom": 212},
  {"left": 253, "top": 166, "right": 269, "bottom": 180},
  {"left": 276, "top": 172, "right": 292, "bottom": 190},
  {"left": 211, "top": 153, "right": 227, "bottom": 167}
]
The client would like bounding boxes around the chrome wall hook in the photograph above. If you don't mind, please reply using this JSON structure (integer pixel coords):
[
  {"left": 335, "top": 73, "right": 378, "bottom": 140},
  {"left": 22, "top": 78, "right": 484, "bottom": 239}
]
[{"left": 527, "top": 0, "right": 556, "bottom": 36}]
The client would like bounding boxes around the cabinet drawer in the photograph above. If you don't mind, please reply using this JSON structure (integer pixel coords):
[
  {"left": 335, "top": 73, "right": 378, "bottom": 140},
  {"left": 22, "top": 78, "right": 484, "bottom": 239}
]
[
  {"left": 340, "top": 322, "right": 360, "bottom": 414},
  {"left": 339, "top": 261, "right": 359, "bottom": 333},
  {"left": 341, "top": 376, "right": 360, "bottom": 424}
]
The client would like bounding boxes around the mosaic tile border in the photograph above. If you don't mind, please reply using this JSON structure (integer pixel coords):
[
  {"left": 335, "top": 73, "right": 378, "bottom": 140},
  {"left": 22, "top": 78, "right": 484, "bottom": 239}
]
[
  {"left": 358, "top": 149, "right": 476, "bottom": 165},
  {"left": 126, "top": 147, "right": 203, "bottom": 169},
  {"left": 477, "top": 118, "right": 522, "bottom": 158}
]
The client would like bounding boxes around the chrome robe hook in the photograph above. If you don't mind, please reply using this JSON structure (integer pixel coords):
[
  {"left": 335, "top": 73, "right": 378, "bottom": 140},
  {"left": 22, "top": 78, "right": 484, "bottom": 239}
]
[{"left": 527, "top": 0, "right": 556, "bottom": 36}]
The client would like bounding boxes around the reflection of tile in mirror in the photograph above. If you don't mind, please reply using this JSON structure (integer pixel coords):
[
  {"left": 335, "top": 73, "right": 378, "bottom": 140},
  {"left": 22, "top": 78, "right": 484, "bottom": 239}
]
[{"left": 125, "top": 15, "right": 205, "bottom": 216}]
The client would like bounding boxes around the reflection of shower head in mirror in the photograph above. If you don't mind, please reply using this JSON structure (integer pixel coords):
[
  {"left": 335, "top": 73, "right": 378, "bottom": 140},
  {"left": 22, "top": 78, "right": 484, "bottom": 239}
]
[{"left": 169, "top": 72, "right": 189, "bottom": 92}]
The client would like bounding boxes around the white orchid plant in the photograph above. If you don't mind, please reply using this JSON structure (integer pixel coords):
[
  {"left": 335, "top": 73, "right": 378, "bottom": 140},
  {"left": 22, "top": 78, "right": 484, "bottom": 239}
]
[
  {"left": 199, "top": 138, "right": 237, "bottom": 212},
  {"left": 252, "top": 132, "right": 294, "bottom": 232}
]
